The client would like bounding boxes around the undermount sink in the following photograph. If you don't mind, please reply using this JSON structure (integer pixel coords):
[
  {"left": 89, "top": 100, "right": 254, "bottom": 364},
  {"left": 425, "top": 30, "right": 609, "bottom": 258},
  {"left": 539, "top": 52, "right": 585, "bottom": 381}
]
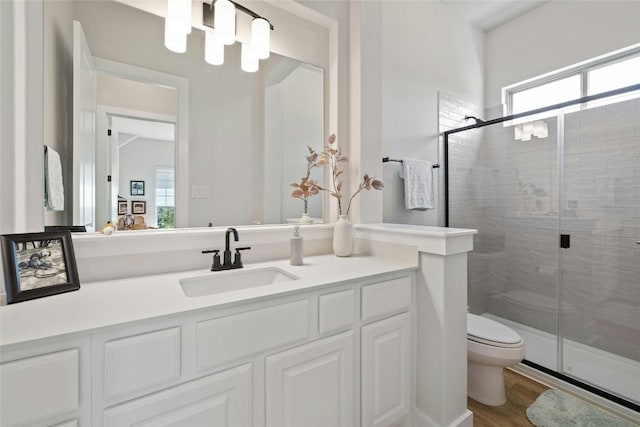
[{"left": 180, "top": 267, "right": 300, "bottom": 297}]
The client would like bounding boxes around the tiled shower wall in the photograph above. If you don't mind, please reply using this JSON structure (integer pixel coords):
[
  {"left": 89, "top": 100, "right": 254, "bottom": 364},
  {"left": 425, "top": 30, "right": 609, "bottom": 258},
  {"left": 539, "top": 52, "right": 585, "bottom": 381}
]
[{"left": 444, "top": 95, "right": 639, "bottom": 362}]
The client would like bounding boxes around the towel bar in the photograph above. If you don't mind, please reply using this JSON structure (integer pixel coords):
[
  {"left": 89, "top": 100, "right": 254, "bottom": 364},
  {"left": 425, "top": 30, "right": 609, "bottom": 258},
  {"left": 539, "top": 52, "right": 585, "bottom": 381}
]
[{"left": 382, "top": 157, "right": 440, "bottom": 168}]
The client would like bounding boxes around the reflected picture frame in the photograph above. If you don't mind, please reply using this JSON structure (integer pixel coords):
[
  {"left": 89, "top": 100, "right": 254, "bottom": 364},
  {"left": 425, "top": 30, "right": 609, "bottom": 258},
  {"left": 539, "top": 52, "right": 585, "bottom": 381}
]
[
  {"left": 118, "top": 200, "right": 128, "bottom": 215},
  {"left": 132, "top": 200, "right": 146, "bottom": 214},
  {"left": 130, "top": 180, "right": 145, "bottom": 196},
  {"left": 1, "top": 231, "right": 80, "bottom": 304}
]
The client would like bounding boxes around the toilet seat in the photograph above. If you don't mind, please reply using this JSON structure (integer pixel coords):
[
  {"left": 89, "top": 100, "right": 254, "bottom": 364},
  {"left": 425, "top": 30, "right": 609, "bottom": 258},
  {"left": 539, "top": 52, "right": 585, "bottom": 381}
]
[{"left": 467, "top": 313, "right": 523, "bottom": 348}]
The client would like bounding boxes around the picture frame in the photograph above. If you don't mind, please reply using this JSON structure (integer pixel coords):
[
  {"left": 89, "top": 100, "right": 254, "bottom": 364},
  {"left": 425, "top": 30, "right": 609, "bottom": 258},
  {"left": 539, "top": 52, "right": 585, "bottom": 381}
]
[
  {"left": 1, "top": 231, "right": 80, "bottom": 304},
  {"left": 130, "top": 180, "right": 145, "bottom": 196},
  {"left": 132, "top": 200, "right": 146, "bottom": 215},
  {"left": 118, "top": 200, "right": 128, "bottom": 215}
]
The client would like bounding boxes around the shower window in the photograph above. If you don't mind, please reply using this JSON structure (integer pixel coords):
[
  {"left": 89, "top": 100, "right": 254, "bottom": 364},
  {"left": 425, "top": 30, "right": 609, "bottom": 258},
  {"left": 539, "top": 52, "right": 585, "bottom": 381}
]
[{"left": 504, "top": 44, "right": 640, "bottom": 116}]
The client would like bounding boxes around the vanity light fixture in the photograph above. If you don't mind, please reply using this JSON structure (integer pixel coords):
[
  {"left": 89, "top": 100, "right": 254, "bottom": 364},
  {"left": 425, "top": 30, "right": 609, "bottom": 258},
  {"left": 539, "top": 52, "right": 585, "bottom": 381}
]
[
  {"left": 213, "top": 0, "right": 236, "bottom": 45},
  {"left": 202, "top": 0, "right": 273, "bottom": 72},
  {"left": 241, "top": 42, "right": 259, "bottom": 72},
  {"left": 205, "top": 31, "right": 225, "bottom": 65},
  {"left": 164, "top": 0, "right": 192, "bottom": 53},
  {"left": 514, "top": 120, "right": 548, "bottom": 141}
]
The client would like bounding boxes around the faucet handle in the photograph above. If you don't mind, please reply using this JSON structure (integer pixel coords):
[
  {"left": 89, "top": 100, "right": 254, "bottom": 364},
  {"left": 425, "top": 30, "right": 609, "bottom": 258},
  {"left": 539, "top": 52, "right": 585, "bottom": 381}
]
[
  {"left": 233, "top": 247, "right": 251, "bottom": 267},
  {"left": 203, "top": 249, "right": 222, "bottom": 270}
]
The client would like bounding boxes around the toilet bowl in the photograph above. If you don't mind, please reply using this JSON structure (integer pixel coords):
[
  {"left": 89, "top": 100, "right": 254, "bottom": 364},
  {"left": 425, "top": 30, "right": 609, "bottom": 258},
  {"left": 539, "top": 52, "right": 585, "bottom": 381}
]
[{"left": 467, "top": 313, "right": 525, "bottom": 406}]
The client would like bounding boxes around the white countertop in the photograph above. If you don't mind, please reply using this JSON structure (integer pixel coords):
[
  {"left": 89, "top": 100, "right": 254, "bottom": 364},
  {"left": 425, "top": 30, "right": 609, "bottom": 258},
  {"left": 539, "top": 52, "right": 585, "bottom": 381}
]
[{"left": 0, "top": 254, "right": 417, "bottom": 348}]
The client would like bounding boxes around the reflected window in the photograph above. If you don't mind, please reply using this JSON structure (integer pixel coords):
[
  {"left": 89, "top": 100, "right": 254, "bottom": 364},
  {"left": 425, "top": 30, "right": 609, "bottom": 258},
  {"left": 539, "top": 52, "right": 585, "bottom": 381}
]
[{"left": 156, "top": 167, "right": 175, "bottom": 229}]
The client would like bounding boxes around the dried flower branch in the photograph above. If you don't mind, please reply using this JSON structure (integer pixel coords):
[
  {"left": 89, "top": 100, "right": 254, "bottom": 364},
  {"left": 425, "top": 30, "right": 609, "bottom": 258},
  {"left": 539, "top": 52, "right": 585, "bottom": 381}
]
[
  {"left": 318, "top": 134, "right": 383, "bottom": 216},
  {"left": 290, "top": 145, "right": 324, "bottom": 213}
]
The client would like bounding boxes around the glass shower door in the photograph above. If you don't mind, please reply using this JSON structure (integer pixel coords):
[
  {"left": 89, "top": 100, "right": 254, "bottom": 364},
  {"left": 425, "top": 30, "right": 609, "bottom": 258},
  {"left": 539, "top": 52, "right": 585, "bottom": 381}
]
[
  {"left": 559, "top": 98, "right": 640, "bottom": 405},
  {"left": 449, "top": 116, "right": 561, "bottom": 372}
]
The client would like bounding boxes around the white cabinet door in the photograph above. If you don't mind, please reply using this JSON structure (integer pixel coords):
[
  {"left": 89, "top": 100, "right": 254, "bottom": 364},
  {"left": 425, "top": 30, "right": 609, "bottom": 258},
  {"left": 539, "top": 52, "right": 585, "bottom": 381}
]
[
  {"left": 0, "top": 336, "right": 90, "bottom": 427},
  {"left": 362, "top": 312, "right": 411, "bottom": 427},
  {"left": 102, "top": 364, "right": 252, "bottom": 427},
  {"left": 266, "top": 331, "right": 355, "bottom": 427}
]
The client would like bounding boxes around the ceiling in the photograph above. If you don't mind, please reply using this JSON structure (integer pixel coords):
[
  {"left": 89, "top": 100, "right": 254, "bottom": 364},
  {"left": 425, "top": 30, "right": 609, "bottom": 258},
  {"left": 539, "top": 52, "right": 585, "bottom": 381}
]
[{"left": 440, "top": 0, "right": 550, "bottom": 31}]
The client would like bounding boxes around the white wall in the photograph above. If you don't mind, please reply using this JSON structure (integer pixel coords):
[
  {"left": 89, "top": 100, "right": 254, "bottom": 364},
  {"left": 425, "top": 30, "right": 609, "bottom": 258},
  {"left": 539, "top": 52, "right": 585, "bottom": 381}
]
[
  {"left": 96, "top": 74, "right": 176, "bottom": 117},
  {"left": 119, "top": 137, "right": 174, "bottom": 228},
  {"left": 485, "top": 0, "right": 640, "bottom": 108},
  {"left": 376, "top": 1, "right": 485, "bottom": 226},
  {"left": 43, "top": 1, "right": 74, "bottom": 227},
  {"left": 265, "top": 64, "right": 324, "bottom": 223}
]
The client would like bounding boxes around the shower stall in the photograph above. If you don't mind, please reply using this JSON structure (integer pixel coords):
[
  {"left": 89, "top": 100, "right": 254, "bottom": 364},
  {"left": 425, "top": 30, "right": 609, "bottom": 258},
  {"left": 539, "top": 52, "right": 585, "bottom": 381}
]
[{"left": 445, "top": 84, "right": 640, "bottom": 410}]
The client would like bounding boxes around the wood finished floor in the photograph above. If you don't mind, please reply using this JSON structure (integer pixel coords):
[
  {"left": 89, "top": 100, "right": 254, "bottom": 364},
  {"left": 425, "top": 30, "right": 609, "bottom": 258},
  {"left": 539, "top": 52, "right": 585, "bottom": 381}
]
[{"left": 468, "top": 369, "right": 549, "bottom": 427}]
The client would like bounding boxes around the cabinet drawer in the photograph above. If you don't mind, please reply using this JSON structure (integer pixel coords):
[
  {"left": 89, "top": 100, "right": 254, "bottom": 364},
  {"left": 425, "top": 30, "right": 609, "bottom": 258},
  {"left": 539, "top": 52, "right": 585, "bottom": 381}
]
[
  {"left": 1, "top": 349, "right": 79, "bottom": 426},
  {"left": 103, "top": 364, "right": 252, "bottom": 427},
  {"left": 319, "top": 289, "right": 355, "bottom": 335},
  {"left": 361, "top": 276, "right": 411, "bottom": 322},
  {"left": 197, "top": 299, "right": 309, "bottom": 371},
  {"left": 103, "top": 327, "right": 181, "bottom": 401}
]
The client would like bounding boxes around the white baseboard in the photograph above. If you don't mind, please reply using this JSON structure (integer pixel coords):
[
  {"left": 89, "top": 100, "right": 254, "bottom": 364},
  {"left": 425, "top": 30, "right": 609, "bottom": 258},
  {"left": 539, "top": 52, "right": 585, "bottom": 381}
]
[{"left": 413, "top": 408, "right": 473, "bottom": 427}]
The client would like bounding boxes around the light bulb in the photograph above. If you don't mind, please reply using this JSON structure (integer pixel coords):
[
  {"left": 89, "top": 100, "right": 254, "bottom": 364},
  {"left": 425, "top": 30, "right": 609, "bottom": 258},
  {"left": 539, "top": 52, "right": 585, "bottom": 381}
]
[
  {"left": 533, "top": 120, "right": 548, "bottom": 138},
  {"left": 214, "top": 0, "right": 236, "bottom": 45},
  {"left": 166, "top": 0, "right": 191, "bottom": 35},
  {"left": 241, "top": 43, "right": 259, "bottom": 73},
  {"left": 251, "top": 17, "right": 270, "bottom": 60},
  {"left": 205, "top": 31, "right": 224, "bottom": 65},
  {"left": 164, "top": 19, "right": 187, "bottom": 53},
  {"left": 514, "top": 124, "right": 523, "bottom": 140}
]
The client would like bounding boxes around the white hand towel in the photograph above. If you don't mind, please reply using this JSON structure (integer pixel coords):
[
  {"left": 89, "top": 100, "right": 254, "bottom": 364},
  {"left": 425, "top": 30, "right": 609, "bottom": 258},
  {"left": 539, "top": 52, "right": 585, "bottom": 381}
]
[
  {"left": 400, "top": 159, "right": 434, "bottom": 210},
  {"left": 45, "top": 145, "right": 65, "bottom": 211}
]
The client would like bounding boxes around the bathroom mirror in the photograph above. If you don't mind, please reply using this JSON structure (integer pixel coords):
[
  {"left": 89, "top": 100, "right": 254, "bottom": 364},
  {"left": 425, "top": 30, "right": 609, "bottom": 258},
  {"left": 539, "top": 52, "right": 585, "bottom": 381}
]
[{"left": 43, "top": 0, "right": 325, "bottom": 230}]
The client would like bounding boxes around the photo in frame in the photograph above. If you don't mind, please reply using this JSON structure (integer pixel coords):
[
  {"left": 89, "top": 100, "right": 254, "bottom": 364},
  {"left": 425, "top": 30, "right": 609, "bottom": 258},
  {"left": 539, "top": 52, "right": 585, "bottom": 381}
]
[
  {"left": 118, "top": 200, "right": 128, "bottom": 215},
  {"left": 130, "top": 180, "right": 145, "bottom": 196},
  {"left": 1, "top": 231, "right": 80, "bottom": 304},
  {"left": 132, "top": 200, "right": 146, "bottom": 215}
]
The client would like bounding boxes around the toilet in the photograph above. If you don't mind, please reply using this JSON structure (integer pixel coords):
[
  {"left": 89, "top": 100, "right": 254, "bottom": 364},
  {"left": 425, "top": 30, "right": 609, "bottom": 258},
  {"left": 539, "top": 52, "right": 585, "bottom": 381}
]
[{"left": 467, "top": 313, "right": 525, "bottom": 406}]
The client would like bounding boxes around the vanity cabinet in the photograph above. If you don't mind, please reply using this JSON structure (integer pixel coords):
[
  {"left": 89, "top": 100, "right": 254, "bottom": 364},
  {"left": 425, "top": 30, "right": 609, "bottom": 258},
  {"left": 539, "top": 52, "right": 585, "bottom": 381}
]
[
  {"left": 0, "top": 336, "right": 90, "bottom": 427},
  {"left": 265, "top": 331, "right": 355, "bottom": 427},
  {"left": 360, "top": 275, "right": 412, "bottom": 427},
  {"left": 1, "top": 271, "right": 414, "bottom": 427},
  {"left": 362, "top": 313, "right": 411, "bottom": 427}
]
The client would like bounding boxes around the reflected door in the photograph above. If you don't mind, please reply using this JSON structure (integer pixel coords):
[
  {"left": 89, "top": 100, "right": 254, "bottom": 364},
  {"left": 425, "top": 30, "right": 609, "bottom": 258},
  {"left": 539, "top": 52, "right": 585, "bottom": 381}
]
[{"left": 72, "top": 20, "right": 96, "bottom": 230}]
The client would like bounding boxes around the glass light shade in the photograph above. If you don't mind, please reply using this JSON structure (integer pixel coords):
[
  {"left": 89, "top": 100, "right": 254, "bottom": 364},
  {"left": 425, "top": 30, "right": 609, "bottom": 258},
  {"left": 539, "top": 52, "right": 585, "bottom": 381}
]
[
  {"left": 164, "top": 19, "right": 187, "bottom": 53},
  {"left": 533, "top": 120, "right": 548, "bottom": 138},
  {"left": 522, "top": 121, "right": 534, "bottom": 140},
  {"left": 205, "top": 31, "right": 224, "bottom": 65},
  {"left": 166, "top": 0, "right": 192, "bottom": 35},
  {"left": 251, "top": 18, "right": 270, "bottom": 60},
  {"left": 241, "top": 43, "right": 259, "bottom": 73},
  {"left": 514, "top": 124, "right": 523, "bottom": 140},
  {"left": 214, "top": 0, "right": 236, "bottom": 45}
]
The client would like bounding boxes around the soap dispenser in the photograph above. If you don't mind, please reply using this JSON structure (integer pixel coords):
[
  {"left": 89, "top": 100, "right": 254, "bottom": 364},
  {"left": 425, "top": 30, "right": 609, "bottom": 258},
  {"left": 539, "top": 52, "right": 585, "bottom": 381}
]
[{"left": 290, "top": 226, "right": 303, "bottom": 266}]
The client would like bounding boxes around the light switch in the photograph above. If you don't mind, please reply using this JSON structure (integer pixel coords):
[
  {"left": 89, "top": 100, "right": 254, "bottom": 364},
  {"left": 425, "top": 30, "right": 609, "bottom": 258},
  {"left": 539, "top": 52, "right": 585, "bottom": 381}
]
[{"left": 191, "top": 185, "right": 210, "bottom": 199}]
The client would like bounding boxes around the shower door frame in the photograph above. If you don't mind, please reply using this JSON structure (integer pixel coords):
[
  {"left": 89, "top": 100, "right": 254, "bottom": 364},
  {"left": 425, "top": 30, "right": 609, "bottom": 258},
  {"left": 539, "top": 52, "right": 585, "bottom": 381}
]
[{"left": 442, "top": 83, "right": 640, "bottom": 412}]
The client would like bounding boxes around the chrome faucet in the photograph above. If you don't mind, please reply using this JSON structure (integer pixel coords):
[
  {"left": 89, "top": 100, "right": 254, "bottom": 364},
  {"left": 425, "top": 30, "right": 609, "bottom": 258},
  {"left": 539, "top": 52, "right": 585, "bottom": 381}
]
[{"left": 202, "top": 227, "right": 251, "bottom": 271}]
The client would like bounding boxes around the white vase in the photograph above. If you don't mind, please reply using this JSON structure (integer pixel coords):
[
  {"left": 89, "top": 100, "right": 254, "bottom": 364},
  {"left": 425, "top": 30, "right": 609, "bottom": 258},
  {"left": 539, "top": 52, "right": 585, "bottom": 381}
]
[
  {"left": 333, "top": 215, "right": 353, "bottom": 257},
  {"left": 298, "top": 212, "right": 313, "bottom": 224}
]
